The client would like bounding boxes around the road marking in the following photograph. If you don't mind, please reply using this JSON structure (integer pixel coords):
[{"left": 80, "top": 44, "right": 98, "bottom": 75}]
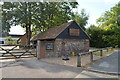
[{"left": 75, "top": 70, "right": 118, "bottom": 78}]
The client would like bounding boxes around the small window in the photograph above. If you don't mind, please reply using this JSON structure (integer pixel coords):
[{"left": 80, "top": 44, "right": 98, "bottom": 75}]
[
  {"left": 46, "top": 43, "right": 54, "bottom": 50},
  {"left": 69, "top": 28, "right": 80, "bottom": 36}
]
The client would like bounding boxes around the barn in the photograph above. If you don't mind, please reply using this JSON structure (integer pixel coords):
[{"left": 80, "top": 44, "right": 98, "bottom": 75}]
[
  {"left": 31, "top": 21, "right": 90, "bottom": 59},
  {"left": 18, "top": 33, "right": 27, "bottom": 45}
]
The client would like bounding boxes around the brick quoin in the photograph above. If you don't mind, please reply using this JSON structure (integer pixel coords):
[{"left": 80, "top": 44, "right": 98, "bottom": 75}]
[{"left": 40, "top": 41, "right": 46, "bottom": 58}]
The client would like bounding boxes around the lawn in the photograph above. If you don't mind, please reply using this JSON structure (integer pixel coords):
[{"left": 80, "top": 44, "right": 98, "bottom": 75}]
[{"left": 92, "top": 48, "right": 115, "bottom": 56}]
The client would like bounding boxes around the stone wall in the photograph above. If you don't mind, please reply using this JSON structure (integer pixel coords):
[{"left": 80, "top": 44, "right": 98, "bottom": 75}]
[
  {"left": 55, "top": 39, "right": 89, "bottom": 57},
  {"left": 39, "top": 39, "right": 89, "bottom": 58}
]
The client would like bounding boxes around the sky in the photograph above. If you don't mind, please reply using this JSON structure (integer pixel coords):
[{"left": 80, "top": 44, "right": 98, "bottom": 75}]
[
  {"left": 76, "top": 0, "right": 119, "bottom": 27},
  {"left": 9, "top": 0, "right": 119, "bottom": 35}
]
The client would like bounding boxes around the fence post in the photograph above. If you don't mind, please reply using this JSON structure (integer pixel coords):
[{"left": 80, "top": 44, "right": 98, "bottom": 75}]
[
  {"left": 77, "top": 53, "right": 81, "bottom": 67},
  {"left": 37, "top": 40, "right": 41, "bottom": 60},
  {"left": 90, "top": 52, "right": 93, "bottom": 62},
  {"left": 100, "top": 50, "right": 103, "bottom": 57},
  {"left": 107, "top": 48, "right": 108, "bottom": 52},
  {"left": 35, "top": 45, "right": 37, "bottom": 57}
]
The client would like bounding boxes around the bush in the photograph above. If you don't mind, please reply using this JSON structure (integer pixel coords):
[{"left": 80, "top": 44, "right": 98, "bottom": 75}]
[{"left": 5, "top": 36, "right": 18, "bottom": 45}]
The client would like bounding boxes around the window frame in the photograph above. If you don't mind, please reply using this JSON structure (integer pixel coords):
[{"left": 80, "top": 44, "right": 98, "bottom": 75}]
[{"left": 69, "top": 28, "right": 80, "bottom": 36}]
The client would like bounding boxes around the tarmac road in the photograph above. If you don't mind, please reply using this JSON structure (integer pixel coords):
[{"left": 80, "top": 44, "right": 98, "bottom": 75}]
[
  {"left": 1, "top": 58, "right": 82, "bottom": 78},
  {"left": 88, "top": 49, "right": 120, "bottom": 74}
]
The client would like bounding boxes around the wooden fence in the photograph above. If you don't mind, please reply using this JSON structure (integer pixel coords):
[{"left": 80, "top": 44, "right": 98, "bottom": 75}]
[
  {"left": 77, "top": 47, "right": 113, "bottom": 67},
  {"left": 0, "top": 45, "right": 37, "bottom": 59}
]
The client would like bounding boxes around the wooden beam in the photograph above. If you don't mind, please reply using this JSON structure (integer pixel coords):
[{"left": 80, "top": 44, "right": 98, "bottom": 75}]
[
  {"left": 77, "top": 53, "right": 81, "bottom": 67},
  {"left": 90, "top": 52, "right": 93, "bottom": 62},
  {"left": 37, "top": 40, "right": 41, "bottom": 60},
  {"left": 100, "top": 50, "right": 103, "bottom": 57}
]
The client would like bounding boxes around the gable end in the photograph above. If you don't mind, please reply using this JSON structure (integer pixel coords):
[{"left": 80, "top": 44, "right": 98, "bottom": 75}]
[{"left": 56, "top": 21, "right": 90, "bottom": 39}]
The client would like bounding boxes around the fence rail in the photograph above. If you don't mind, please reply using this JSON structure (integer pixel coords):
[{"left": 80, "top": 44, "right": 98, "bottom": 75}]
[
  {"left": 77, "top": 47, "right": 113, "bottom": 67},
  {"left": 0, "top": 45, "right": 37, "bottom": 59}
]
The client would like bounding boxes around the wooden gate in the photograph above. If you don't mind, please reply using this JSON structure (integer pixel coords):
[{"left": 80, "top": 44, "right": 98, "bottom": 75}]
[{"left": 0, "top": 45, "right": 37, "bottom": 59}]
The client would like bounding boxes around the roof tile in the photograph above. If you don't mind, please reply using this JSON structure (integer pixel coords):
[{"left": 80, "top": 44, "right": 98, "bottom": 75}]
[{"left": 31, "top": 21, "right": 73, "bottom": 41}]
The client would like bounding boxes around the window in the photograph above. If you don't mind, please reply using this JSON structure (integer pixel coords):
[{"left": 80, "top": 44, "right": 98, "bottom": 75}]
[
  {"left": 46, "top": 43, "right": 54, "bottom": 50},
  {"left": 69, "top": 28, "right": 80, "bottom": 36}
]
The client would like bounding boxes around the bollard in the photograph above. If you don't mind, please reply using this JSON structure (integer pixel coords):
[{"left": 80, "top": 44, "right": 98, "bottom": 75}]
[
  {"left": 107, "top": 48, "right": 108, "bottom": 52},
  {"left": 77, "top": 53, "right": 81, "bottom": 67},
  {"left": 72, "top": 52, "right": 75, "bottom": 56}
]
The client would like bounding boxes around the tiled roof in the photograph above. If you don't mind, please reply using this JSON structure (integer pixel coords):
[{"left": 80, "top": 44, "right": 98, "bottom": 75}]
[
  {"left": 31, "top": 21, "right": 73, "bottom": 41},
  {"left": 1, "top": 33, "right": 23, "bottom": 37}
]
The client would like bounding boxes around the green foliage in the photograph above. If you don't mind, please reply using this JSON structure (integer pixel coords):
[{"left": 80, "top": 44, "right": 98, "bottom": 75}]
[
  {"left": 72, "top": 9, "right": 89, "bottom": 30},
  {"left": 86, "top": 24, "right": 119, "bottom": 48},
  {"left": 86, "top": 2, "right": 120, "bottom": 48},
  {"left": 86, "top": 25, "right": 106, "bottom": 48},
  {"left": 5, "top": 36, "right": 18, "bottom": 45},
  {"left": 97, "top": 2, "right": 120, "bottom": 28},
  {"left": 31, "top": 2, "right": 78, "bottom": 36},
  {"left": 97, "top": 2, "right": 120, "bottom": 47},
  {"left": 2, "top": 2, "right": 78, "bottom": 44}
]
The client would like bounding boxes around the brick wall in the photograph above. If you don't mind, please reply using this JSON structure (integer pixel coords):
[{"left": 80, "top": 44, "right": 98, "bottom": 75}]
[
  {"left": 19, "top": 33, "right": 27, "bottom": 45},
  {"left": 40, "top": 41, "right": 46, "bottom": 58},
  {"left": 40, "top": 40, "right": 55, "bottom": 58}
]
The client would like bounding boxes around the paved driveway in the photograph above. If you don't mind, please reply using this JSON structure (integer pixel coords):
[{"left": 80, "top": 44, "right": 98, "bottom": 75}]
[
  {"left": 88, "top": 49, "right": 119, "bottom": 74},
  {"left": 1, "top": 58, "right": 82, "bottom": 78}
]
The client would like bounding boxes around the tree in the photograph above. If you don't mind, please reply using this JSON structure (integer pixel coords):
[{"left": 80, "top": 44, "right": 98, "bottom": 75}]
[
  {"left": 97, "top": 2, "right": 120, "bottom": 47},
  {"left": 86, "top": 2, "right": 120, "bottom": 48},
  {"left": 86, "top": 25, "right": 106, "bottom": 48},
  {"left": 72, "top": 9, "right": 89, "bottom": 30},
  {"left": 2, "top": 2, "right": 78, "bottom": 44},
  {"left": 1, "top": 2, "right": 13, "bottom": 34},
  {"left": 32, "top": 2, "right": 78, "bottom": 36}
]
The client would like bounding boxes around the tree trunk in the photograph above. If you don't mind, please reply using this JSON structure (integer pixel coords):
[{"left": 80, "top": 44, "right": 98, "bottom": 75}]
[
  {"left": 26, "top": 2, "right": 32, "bottom": 45},
  {"left": 28, "top": 25, "right": 31, "bottom": 45},
  {"left": 26, "top": 25, "right": 31, "bottom": 45},
  {"left": 26, "top": 26, "right": 28, "bottom": 45}
]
